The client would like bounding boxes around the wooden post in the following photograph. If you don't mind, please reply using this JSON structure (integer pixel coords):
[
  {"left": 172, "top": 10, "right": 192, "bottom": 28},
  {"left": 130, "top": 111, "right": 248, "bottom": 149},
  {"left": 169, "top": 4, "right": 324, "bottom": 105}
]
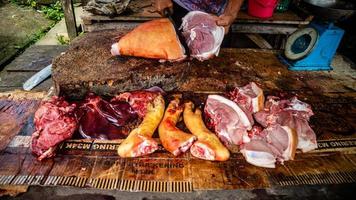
[{"left": 62, "top": 0, "right": 78, "bottom": 40}]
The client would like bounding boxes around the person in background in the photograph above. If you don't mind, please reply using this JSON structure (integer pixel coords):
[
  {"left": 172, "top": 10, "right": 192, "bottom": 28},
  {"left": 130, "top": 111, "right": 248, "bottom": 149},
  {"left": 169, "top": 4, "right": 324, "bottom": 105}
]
[{"left": 153, "top": 0, "right": 244, "bottom": 35}]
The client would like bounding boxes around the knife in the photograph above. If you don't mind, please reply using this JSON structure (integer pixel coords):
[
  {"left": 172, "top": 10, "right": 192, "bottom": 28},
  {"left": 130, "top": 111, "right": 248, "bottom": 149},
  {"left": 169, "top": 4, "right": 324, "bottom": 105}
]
[
  {"left": 163, "top": 8, "right": 190, "bottom": 56},
  {"left": 23, "top": 64, "right": 52, "bottom": 91}
]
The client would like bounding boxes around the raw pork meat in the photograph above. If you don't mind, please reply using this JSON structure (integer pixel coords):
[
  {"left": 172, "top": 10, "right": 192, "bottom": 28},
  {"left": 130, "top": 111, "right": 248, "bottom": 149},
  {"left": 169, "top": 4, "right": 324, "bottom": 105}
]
[
  {"left": 240, "top": 124, "right": 297, "bottom": 168},
  {"left": 228, "top": 82, "right": 265, "bottom": 114},
  {"left": 111, "top": 18, "right": 186, "bottom": 61},
  {"left": 116, "top": 91, "right": 165, "bottom": 157},
  {"left": 158, "top": 96, "right": 196, "bottom": 156},
  {"left": 111, "top": 90, "right": 160, "bottom": 118},
  {"left": 181, "top": 11, "right": 225, "bottom": 61},
  {"left": 184, "top": 101, "right": 230, "bottom": 161},
  {"left": 240, "top": 140, "right": 277, "bottom": 168},
  {"left": 254, "top": 96, "right": 317, "bottom": 152},
  {"left": 247, "top": 125, "right": 264, "bottom": 139},
  {"left": 77, "top": 93, "right": 137, "bottom": 140},
  {"left": 31, "top": 96, "right": 77, "bottom": 161},
  {"left": 205, "top": 95, "right": 253, "bottom": 146}
]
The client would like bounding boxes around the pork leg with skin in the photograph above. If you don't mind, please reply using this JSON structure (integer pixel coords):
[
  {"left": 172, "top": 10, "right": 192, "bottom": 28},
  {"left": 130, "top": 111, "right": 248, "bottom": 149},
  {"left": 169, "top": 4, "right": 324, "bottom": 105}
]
[
  {"left": 111, "top": 18, "right": 186, "bottom": 61},
  {"left": 183, "top": 101, "right": 230, "bottom": 161},
  {"left": 117, "top": 94, "right": 165, "bottom": 157},
  {"left": 158, "top": 96, "right": 196, "bottom": 156}
]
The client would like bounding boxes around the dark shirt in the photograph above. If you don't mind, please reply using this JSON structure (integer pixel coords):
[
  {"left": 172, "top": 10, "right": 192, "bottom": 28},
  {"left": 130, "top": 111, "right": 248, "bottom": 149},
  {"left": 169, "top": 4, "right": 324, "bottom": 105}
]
[{"left": 173, "top": 0, "right": 228, "bottom": 15}]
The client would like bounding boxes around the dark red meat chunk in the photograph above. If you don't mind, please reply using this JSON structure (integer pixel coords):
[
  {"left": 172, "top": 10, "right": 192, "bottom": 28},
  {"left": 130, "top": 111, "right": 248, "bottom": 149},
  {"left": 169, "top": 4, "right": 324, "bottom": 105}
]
[
  {"left": 111, "top": 90, "right": 159, "bottom": 118},
  {"left": 31, "top": 96, "right": 77, "bottom": 161}
]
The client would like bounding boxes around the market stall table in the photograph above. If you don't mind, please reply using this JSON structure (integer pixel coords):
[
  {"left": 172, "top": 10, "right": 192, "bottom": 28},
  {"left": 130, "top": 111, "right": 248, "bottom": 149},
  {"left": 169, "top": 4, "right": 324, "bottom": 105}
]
[{"left": 0, "top": 31, "right": 355, "bottom": 198}]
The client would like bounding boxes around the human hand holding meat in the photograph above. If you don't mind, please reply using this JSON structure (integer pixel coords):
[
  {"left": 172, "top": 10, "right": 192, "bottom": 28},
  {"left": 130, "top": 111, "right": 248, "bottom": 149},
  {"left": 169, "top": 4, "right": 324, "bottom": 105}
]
[
  {"left": 214, "top": 14, "right": 236, "bottom": 34},
  {"left": 184, "top": 101, "right": 230, "bottom": 161},
  {"left": 214, "top": 0, "right": 243, "bottom": 34},
  {"left": 158, "top": 95, "right": 196, "bottom": 156}
]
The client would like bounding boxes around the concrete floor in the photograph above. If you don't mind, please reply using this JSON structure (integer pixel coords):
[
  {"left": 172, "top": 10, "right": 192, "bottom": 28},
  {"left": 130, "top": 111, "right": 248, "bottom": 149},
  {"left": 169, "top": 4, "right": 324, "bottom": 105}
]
[
  {"left": 0, "top": 4, "right": 84, "bottom": 91},
  {"left": 0, "top": 2, "right": 52, "bottom": 67},
  {"left": 36, "top": 5, "right": 83, "bottom": 46},
  {"left": 0, "top": 2, "right": 83, "bottom": 69}
]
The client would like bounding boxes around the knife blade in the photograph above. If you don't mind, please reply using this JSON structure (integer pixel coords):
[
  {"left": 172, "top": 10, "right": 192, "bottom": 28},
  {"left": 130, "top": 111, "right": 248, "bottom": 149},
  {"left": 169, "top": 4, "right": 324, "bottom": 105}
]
[
  {"left": 163, "top": 8, "right": 190, "bottom": 56},
  {"left": 23, "top": 64, "right": 52, "bottom": 91}
]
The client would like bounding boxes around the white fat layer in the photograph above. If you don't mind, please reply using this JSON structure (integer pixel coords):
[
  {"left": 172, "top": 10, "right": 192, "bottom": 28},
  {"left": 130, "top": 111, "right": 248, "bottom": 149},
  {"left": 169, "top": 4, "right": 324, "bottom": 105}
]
[
  {"left": 289, "top": 104, "right": 308, "bottom": 111},
  {"left": 242, "top": 133, "right": 251, "bottom": 144},
  {"left": 218, "top": 130, "right": 233, "bottom": 144},
  {"left": 208, "top": 95, "right": 252, "bottom": 130},
  {"left": 240, "top": 149, "right": 276, "bottom": 168},
  {"left": 297, "top": 137, "right": 317, "bottom": 152},
  {"left": 287, "top": 98, "right": 309, "bottom": 112},
  {"left": 190, "top": 28, "right": 197, "bottom": 41},
  {"left": 110, "top": 43, "right": 120, "bottom": 56},
  {"left": 191, "top": 142, "right": 215, "bottom": 160},
  {"left": 173, "top": 136, "right": 197, "bottom": 156},
  {"left": 252, "top": 98, "right": 260, "bottom": 113},
  {"left": 250, "top": 82, "right": 264, "bottom": 113},
  {"left": 281, "top": 126, "right": 294, "bottom": 160},
  {"left": 135, "top": 139, "right": 157, "bottom": 157},
  {"left": 181, "top": 11, "right": 206, "bottom": 30}
]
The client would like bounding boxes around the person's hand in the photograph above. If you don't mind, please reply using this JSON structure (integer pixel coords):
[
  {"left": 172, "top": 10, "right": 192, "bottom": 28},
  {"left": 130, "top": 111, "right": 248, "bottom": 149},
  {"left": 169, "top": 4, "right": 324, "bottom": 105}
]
[
  {"left": 215, "top": 14, "right": 236, "bottom": 34},
  {"left": 214, "top": 0, "right": 243, "bottom": 34},
  {"left": 154, "top": 0, "right": 173, "bottom": 16}
]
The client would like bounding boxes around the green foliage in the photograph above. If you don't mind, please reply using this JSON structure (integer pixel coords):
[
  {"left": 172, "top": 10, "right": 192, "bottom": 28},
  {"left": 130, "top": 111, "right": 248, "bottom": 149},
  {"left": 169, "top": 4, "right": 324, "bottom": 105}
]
[
  {"left": 31, "top": 29, "right": 47, "bottom": 42},
  {"left": 41, "top": 1, "right": 64, "bottom": 22},
  {"left": 10, "top": 0, "right": 37, "bottom": 8},
  {"left": 56, "top": 34, "right": 70, "bottom": 45},
  {"left": 10, "top": 0, "right": 64, "bottom": 22},
  {"left": 9, "top": 0, "right": 21, "bottom": 5},
  {"left": 29, "top": 0, "right": 36, "bottom": 8}
]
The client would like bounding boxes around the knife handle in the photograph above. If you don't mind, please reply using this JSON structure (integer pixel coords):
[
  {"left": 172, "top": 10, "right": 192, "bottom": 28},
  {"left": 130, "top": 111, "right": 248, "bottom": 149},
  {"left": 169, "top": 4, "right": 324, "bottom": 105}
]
[{"left": 163, "top": 8, "right": 172, "bottom": 17}]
